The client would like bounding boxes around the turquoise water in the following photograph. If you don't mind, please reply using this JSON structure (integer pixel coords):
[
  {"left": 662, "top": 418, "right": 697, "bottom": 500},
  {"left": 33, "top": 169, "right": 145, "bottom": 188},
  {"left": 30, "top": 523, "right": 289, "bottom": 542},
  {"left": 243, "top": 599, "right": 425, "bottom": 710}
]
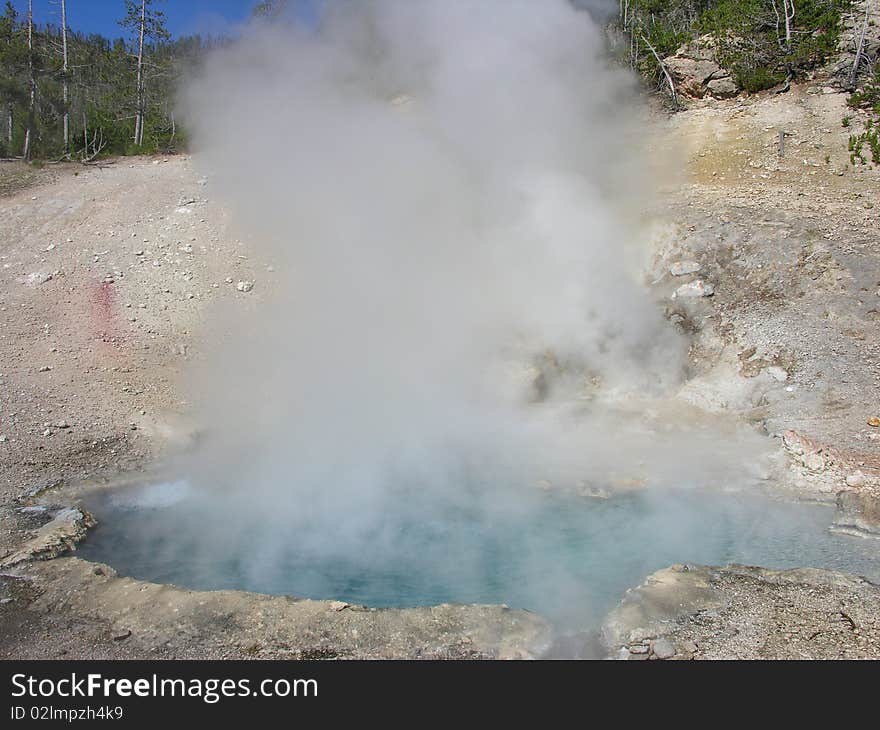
[{"left": 78, "top": 483, "right": 880, "bottom": 627}]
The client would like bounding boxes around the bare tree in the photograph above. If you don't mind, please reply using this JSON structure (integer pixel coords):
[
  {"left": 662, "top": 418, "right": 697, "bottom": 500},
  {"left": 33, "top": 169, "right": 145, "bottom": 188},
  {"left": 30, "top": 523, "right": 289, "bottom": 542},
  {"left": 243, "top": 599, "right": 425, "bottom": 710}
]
[
  {"left": 61, "top": 0, "right": 69, "bottom": 153},
  {"left": 849, "top": 3, "right": 871, "bottom": 87},
  {"left": 121, "top": 0, "right": 169, "bottom": 147},
  {"left": 782, "top": 0, "right": 795, "bottom": 53},
  {"left": 134, "top": 0, "right": 145, "bottom": 146},
  {"left": 22, "top": 0, "right": 34, "bottom": 159},
  {"left": 640, "top": 32, "right": 678, "bottom": 107}
]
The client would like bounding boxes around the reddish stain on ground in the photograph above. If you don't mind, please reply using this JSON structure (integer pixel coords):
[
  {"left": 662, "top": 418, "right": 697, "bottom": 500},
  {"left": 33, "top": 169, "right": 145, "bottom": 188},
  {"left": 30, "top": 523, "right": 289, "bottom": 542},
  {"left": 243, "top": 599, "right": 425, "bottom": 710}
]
[{"left": 91, "top": 280, "right": 124, "bottom": 345}]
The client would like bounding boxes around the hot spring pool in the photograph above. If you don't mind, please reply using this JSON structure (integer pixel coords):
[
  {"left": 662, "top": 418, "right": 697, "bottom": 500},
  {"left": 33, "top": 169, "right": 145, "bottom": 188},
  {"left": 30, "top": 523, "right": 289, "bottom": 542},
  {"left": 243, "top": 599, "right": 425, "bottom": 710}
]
[{"left": 77, "top": 482, "right": 880, "bottom": 627}]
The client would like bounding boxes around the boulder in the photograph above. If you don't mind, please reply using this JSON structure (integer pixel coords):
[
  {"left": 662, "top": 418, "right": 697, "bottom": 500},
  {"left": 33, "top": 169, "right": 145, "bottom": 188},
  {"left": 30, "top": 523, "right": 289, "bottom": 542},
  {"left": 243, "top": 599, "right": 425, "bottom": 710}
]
[{"left": 665, "top": 36, "right": 738, "bottom": 100}]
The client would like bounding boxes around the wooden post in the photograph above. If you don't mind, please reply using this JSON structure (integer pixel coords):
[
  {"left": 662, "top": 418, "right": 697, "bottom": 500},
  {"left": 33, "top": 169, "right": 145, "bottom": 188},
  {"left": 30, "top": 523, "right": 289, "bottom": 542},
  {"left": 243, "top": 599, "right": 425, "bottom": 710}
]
[{"left": 778, "top": 129, "right": 788, "bottom": 158}]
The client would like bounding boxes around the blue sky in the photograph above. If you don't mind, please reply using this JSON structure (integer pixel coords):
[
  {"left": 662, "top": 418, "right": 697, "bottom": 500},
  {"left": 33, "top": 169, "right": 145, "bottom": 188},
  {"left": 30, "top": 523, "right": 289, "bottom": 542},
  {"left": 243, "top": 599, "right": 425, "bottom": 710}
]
[{"left": 10, "top": 1, "right": 262, "bottom": 40}]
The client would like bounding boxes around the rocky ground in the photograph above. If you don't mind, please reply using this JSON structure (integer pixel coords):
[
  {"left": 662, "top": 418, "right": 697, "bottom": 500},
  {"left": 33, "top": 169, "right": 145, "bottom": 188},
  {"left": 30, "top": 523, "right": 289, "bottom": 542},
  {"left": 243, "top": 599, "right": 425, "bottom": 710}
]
[
  {"left": 1, "top": 71, "right": 879, "bottom": 659},
  {"left": 651, "top": 80, "right": 880, "bottom": 523},
  {"left": 604, "top": 564, "right": 880, "bottom": 660}
]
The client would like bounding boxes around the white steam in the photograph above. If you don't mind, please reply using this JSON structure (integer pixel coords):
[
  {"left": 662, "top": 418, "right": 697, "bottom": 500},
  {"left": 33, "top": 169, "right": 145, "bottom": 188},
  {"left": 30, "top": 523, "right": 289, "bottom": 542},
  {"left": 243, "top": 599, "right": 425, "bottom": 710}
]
[{"left": 174, "top": 0, "right": 769, "bottom": 620}]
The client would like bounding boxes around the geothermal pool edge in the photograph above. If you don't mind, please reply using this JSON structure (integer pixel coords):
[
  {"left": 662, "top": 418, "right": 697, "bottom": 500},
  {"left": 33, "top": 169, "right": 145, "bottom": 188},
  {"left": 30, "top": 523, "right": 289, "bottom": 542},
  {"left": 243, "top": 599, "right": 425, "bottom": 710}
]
[{"left": 4, "top": 475, "right": 880, "bottom": 660}]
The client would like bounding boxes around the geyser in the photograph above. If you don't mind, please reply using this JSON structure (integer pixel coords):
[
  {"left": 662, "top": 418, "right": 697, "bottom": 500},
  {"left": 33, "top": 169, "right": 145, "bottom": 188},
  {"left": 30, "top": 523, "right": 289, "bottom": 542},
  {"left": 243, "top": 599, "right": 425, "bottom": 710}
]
[{"left": 86, "top": 0, "right": 813, "bottom": 625}]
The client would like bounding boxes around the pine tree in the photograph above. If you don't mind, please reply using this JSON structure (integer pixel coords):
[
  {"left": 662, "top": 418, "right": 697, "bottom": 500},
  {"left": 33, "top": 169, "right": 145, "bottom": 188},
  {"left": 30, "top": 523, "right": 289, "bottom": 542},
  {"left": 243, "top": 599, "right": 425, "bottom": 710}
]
[{"left": 0, "top": 2, "right": 24, "bottom": 155}]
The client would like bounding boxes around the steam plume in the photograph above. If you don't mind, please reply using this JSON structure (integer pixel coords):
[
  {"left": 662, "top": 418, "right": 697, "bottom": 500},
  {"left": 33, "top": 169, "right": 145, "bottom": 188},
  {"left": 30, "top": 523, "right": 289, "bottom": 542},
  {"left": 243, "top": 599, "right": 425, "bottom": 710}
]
[{"left": 173, "top": 0, "right": 770, "bottom": 620}]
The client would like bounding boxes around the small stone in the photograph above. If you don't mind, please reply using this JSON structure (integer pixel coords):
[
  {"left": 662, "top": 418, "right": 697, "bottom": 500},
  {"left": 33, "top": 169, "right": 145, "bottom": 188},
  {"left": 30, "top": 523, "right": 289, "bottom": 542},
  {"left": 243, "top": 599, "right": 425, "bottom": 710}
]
[
  {"left": 868, "top": 418, "right": 880, "bottom": 428},
  {"left": 0, "top": 598, "right": 12, "bottom": 605},
  {"left": 112, "top": 629, "right": 132, "bottom": 641},
  {"left": 672, "top": 280, "right": 714, "bottom": 299},
  {"left": 26, "top": 272, "right": 53, "bottom": 286},
  {"left": 628, "top": 644, "right": 649, "bottom": 654},
  {"left": 846, "top": 473, "right": 866, "bottom": 488},
  {"left": 803, "top": 452, "right": 825, "bottom": 472},
  {"left": 329, "top": 601, "right": 349, "bottom": 612},
  {"left": 0, "top": 435, "right": 7, "bottom": 443},
  {"left": 42, "top": 429, "right": 52, "bottom": 437},
  {"left": 670, "top": 261, "right": 702, "bottom": 276},
  {"left": 55, "top": 421, "right": 70, "bottom": 429},
  {"left": 237, "top": 280, "right": 254, "bottom": 293},
  {"left": 766, "top": 366, "right": 788, "bottom": 382},
  {"left": 651, "top": 638, "right": 676, "bottom": 660},
  {"left": 19, "top": 505, "right": 47, "bottom": 514},
  {"left": 38, "top": 365, "right": 52, "bottom": 372},
  {"left": 681, "top": 640, "right": 698, "bottom": 654}
]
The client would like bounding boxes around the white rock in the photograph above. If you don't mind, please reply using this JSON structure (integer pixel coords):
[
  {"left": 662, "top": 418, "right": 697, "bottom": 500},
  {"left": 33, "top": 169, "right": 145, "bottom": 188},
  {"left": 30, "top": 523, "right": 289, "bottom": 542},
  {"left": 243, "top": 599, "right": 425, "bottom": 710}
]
[
  {"left": 845, "top": 473, "right": 866, "bottom": 488},
  {"left": 766, "top": 366, "right": 788, "bottom": 382},
  {"left": 25, "top": 272, "right": 53, "bottom": 286},
  {"left": 672, "top": 280, "right": 714, "bottom": 299},
  {"left": 670, "top": 260, "right": 702, "bottom": 276},
  {"left": 237, "top": 280, "right": 254, "bottom": 293}
]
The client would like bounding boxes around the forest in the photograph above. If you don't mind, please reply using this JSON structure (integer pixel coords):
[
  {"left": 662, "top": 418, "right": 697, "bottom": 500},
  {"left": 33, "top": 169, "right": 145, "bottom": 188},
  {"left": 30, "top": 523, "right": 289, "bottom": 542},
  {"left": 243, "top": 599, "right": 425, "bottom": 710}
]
[
  {"left": 0, "top": 0, "right": 219, "bottom": 160},
  {"left": 0, "top": 0, "right": 868, "bottom": 161}
]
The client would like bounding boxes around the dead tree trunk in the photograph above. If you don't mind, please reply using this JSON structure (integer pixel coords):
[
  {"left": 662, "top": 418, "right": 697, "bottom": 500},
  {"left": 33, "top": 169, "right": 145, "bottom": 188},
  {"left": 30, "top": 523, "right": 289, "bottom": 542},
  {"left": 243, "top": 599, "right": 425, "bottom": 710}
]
[
  {"left": 641, "top": 33, "right": 677, "bottom": 107},
  {"left": 61, "top": 0, "right": 69, "bottom": 153},
  {"left": 783, "top": 0, "right": 795, "bottom": 53},
  {"left": 134, "top": 0, "right": 146, "bottom": 146},
  {"left": 849, "top": 4, "right": 870, "bottom": 87},
  {"left": 22, "top": 0, "right": 35, "bottom": 159}
]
